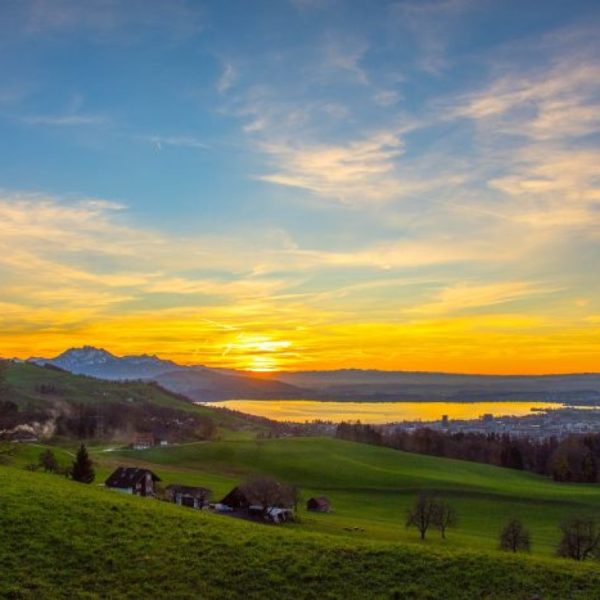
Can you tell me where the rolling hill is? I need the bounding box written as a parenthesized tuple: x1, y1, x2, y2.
(2, 440, 600, 599)
(1, 361, 271, 441)
(106, 436, 600, 556)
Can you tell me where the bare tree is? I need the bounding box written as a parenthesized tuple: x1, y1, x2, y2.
(39, 449, 59, 473)
(432, 499, 457, 539)
(406, 492, 437, 540)
(241, 476, 292, 516)
(499, 518, 531, 553)
(557, 516, 600, 561)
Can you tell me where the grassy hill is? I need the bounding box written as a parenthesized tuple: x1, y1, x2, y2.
(2, 463, 600, 599)
(96, 437, 600, 557)
(3, 361, 269, 439)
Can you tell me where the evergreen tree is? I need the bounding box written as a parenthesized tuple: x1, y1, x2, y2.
(70, 443, 95, 483)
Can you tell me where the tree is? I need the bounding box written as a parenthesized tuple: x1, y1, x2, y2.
(39, 449, 59, 473)
(0, 359, 9, 400)
(70, 444, 95, 483)
(432, 499, 457, 539)
(406, 492, 437, 540)
(240, 476, 292, 516)
(557, 517, 600, 561)
(499, 518, 531, 553)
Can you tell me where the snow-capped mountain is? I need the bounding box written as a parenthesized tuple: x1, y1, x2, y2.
(29, 346, 182, 380)
(27, 346, 308, 401)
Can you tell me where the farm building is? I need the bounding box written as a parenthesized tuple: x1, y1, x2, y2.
(105, 467, 160, 497)
(165, 484, 212, 509)
(307, 496, 331, 512)
(219, 486, 252, 510)
(132, 432, 155, 450)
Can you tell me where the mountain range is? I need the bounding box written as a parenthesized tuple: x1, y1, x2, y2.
(28, 346, 306, 402)
(27, 346, 600, 404)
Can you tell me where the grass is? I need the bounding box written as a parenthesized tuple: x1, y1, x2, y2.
(2, 464, 600, 599)
(103, 437, 600, 555)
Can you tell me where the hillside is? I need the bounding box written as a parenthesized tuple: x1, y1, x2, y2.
(2, 464, 600, 599)
(101, 437, 600, 556)
(1, 362, 269, 441)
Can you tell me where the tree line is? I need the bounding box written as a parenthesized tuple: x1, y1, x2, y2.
(336, 422, 600, 482)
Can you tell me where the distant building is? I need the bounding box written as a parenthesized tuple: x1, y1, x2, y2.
(105, 467, 160, 496)
(165, 484, 212, 509)
(441, 415, 449, 428)
(306, 496, 331, 513)
(132, 432, 155, 450)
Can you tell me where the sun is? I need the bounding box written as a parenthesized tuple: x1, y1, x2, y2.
(223, 335, 292, 372)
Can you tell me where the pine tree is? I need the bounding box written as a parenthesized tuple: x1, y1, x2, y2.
(70, 444, 95, 483)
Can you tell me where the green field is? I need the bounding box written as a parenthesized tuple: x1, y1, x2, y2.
(2, 461, 600, 599)
(98, 437, 600, 556)
(4, 369, 600, 597)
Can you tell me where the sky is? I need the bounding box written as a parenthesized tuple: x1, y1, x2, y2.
(0, 0, 599, 373)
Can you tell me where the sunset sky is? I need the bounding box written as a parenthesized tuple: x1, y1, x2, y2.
(1, 0, 599, 373)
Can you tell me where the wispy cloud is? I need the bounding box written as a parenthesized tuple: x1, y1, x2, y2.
(216, 62, 237, 94)
(137, 134, 209, 151)
(23, 0, 203, 41)
(22, 113, 109, 126)
(408, 282, 556, 316)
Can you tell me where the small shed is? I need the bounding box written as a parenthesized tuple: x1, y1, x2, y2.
(307, 496, 331, 512)
(105, 467, 160, 497)
(165, 484, 212, 509)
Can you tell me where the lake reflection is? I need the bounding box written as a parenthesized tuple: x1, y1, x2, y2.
(212, 399, 560, 424)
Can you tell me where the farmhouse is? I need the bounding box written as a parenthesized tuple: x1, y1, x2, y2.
(105, 467, 160, 497)
(132, 432, 155, 450)
(307, 496, 331, 512)
(165, 484, 212, 509)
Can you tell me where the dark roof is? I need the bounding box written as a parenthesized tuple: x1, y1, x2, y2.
(105, 467, 161, 488)
(307, 496, 330, 507)
(165, 484, 212, 498)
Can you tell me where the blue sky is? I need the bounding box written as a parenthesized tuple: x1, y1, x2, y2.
(1, 0, 600, 372)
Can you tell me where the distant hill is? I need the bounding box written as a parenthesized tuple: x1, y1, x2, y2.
(26, 347, 600, 403)
(271, 369, 600, 403)
(29, 346, 308, 401)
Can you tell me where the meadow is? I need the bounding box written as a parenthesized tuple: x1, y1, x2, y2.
(2, 461, 600, 600)
(96, 436, 600, 556)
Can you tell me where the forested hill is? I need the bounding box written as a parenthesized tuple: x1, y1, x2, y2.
(0, 361, 271, 442)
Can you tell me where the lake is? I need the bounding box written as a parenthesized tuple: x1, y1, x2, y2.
(212, 399, 560, 424)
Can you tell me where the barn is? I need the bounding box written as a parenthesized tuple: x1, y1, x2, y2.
(165, 484, 212, 509)
(219, 486, 252, 510)
(306, 496, 331, 512)
(105, 467, 160, 497)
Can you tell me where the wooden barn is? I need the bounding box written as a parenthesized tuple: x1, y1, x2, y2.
(219, 486, 252, 510)
(306, 496, 331, 512)
(105, 467, 160, 497)
(165, 484, 212, 509)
